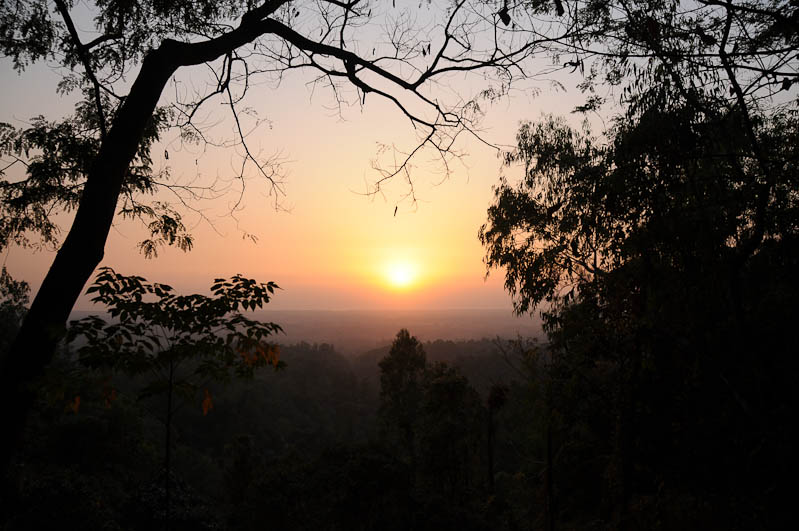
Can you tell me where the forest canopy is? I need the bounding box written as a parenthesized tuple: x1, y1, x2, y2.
(480, 0, 798, 527)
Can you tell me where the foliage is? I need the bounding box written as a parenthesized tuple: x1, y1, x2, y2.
(235, 444, 416, 531)
(67, 266, 284, 406)
(513, 0, 799, 116)
(378, 329, 494, 523)
(480, 116, 607, 315)
(6, 344, 160, 530)
(180, 341, 377, 462)
(62, 267, 284, 528)
(0, 266, 29, 354)
(0, 104, 179, 255)
(377, 328, 427, 462)
(0, 0, 546, 260)
(0, 1, 552, 475)
(481, 2, 799, 526)
(7, 328, 529, 529)
(124, 472, 221, 531)
(418, 361, 484, 504)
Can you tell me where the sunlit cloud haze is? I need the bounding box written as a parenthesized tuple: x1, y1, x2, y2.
(2, 41, 586, 312)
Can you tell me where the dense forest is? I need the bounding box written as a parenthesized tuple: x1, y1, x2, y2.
(0, 314, 546, 530)
(2, 0, 798, 529)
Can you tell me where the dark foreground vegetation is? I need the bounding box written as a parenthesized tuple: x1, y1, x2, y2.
(2, 1, 798, 529)
(2, 295, 794, 530)
(0, 315, 547, 530)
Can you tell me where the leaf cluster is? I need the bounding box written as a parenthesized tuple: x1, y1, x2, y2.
(0, 265, 30, 354)
(377, 328, 486, 503)
(67, 267, 284, 403)
(481, 93, 798, 315)
(1, 0, 253, 75)
(480, 4, 799, 524)
(480, 116, 609, 314)
(0, 102, 173, 254)
(378, 328, 428, 441)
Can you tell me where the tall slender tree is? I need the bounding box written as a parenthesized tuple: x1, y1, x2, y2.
(378, 328, 427, 471)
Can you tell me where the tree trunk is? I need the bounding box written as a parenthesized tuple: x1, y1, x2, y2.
(165, 358, 174, 531)
(0, 44, 179, 490)
(0, 4, 289, 486)
(545, 406, 555, 531)
(487, 408, 495, 493)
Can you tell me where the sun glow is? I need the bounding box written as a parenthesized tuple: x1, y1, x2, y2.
(385, 261, 418, 289)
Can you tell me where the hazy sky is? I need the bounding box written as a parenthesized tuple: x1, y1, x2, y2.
(1, 7, 587, 312)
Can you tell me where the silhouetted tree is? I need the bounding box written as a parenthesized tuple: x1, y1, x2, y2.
(0, 268, 28, 355)
(418, 361, 484, 505)
(66, 267, 283, 528)
(378, 328, 427, 471)
(481, 1, 799, 525)
(482, 105, 798, 528)
(0, 0, 546, 475)
(486, 383, 508, 493)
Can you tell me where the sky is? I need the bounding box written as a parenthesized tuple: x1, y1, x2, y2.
(0, 5, 588, 312)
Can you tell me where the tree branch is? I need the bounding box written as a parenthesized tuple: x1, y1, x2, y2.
(54, 0, 107, 140)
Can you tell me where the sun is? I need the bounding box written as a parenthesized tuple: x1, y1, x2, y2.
(385, 262, 418, 289)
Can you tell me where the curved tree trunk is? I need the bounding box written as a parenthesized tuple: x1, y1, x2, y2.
(0, 45, 179, 492)
(0, 5, 293, 491)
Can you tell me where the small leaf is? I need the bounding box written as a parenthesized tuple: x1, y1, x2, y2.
(498, 6, 510, 26)
(66, 395, 81, 414)
(202, 389, 214, 416)
(103, 386, 117, 409)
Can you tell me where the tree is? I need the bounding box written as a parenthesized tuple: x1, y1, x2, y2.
(0, 267, 29, 355)
(378, 328, 427, 470)
(65, 266, 283, 527)
(481, 92, 799, 529)
(417, 361, 484, 505)
(480, 2, 799, 526)
(0, 0, 547, 475)
(485, 382, 507, 493)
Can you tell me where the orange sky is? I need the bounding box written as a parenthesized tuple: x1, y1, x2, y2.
(2, 48, 586, 311)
